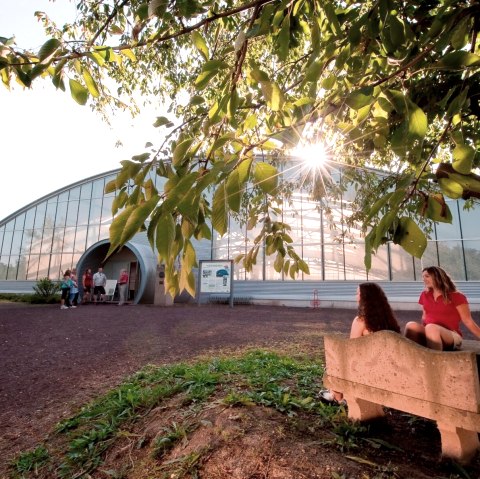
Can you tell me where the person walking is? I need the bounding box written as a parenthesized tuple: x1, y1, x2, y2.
(404, 266, 480, 350)
(117, 268, 129, 306)
(92, 267, 107, 304)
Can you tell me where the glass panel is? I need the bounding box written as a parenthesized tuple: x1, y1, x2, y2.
(4, 220, 15, 231)
(389, 243, 415, 281)
(99, 224, 110, 240)
(63, 227, 76, 252)
(301, 244, 322, 280)
(29, 230, 44, 254)
(10, 230, 23, 255)
(44, 202, 57, 229)
(58, 191, 69, 202)
(438, 240, 466, 280)
(24, 208, 36, 230)
(322, 205, 344, 242)
(69, 186, 80, 200)
(7, 256, 19, 280)
(0, 255, 8, 280)
(464, 240, 480, 280)
(435, 201, 461, 240)
(87, 224, 100, 247)
(89, 199, 103, 224)
(55, 202, 68, 228)
(324, 243, 345, 280)
(74, 226, 87, 253)
(17, 255, 28, 280)
(1, 230, 12, 255)
(52, 228, 65, 253)
(420, 241, 439, 268)
(14, 213, 26, 230)
(80, 181, 92, 199)
(33, 202, 46, 229)
(27, 255, 40, 280)
(49, 254, 62, 280)
(282, 194, 302, 243)
(265, 252, 282, 280)
(367, 244, 388, 280)
(77, 200, 91, 226)
(344, 242, 368, 280)
(91, 179, 105, 198)
(37, 255, 51, 279)
(60, 253, 73, 274)
(41, 229, 54, 254)
(459, 201, 480, 239)
(101, 196, 114, 224)
(66, 200, 79, 227)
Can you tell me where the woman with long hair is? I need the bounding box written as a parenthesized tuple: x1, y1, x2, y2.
(319, 282, 400, 404)
(405, 266, 480, 350)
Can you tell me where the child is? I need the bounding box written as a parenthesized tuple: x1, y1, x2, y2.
(60, 270, 74, 310)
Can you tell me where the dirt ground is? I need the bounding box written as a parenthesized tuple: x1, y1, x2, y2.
(1, 302, 479, 478)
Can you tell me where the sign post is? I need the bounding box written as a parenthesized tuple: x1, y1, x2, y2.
(197, 260, 234, 307)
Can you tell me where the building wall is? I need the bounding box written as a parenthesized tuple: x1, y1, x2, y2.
(1, 168, 480, 286)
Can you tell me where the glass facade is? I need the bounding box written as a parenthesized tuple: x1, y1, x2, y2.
(1, 168, 480, 283)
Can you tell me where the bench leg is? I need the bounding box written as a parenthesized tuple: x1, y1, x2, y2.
(344, 395, 384, 421)
(437, 422, 480, 464)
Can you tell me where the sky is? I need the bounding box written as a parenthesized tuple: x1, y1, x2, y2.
(0, 0, 163, 221)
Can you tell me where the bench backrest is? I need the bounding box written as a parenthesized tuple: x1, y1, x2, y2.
(324, 331, 480, 413)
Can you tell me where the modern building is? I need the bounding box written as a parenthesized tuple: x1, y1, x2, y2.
(1, 167, 480, 308)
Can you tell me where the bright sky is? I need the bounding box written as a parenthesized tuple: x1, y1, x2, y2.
(0, 0, 164, 221)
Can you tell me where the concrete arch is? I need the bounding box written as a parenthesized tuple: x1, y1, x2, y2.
(76, 237, 157, 304)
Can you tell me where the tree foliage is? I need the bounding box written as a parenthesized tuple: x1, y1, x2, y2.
(2, 0, 480, 295)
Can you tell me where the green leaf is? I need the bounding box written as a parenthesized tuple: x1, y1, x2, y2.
(82, 68, 100, 98)
(323, 2, 342, 36)
(276, 15, 290, 61)
(38, 38, 60, 61)
(260, 81, 284, 111)
(119, 48, 137, 62)
(238, 158, 252, 185)
(108, 205, 136, 254)
(346, 87, 374, 110)
(305, 60, 322, 83)
(408, 104, 427, 138)
(438, 178, 464, 199)
(191, 31, 209, 60)
(212, 183, 228, 236)
(452, 144, 475, 174)
(389, 15, 405, 48)
(393, 217, 427, 259)
(226, 170, 242, 213)
(423, 194, 452, 223)
(440, 51, 480, 68)
(153, 116, 173, 128)
(120, 195, 159, 244)
(253, 162, 278, 194)
(156, 213, 176, 262)
(172, 138, 194, 166)
(69, 79, 89, 105)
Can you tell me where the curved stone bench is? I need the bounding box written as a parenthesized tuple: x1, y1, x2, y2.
(323, 331, 480, 463)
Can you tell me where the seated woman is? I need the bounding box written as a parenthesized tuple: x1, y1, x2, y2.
(319, 282, 400, 404)
(405, 266, 480, 351)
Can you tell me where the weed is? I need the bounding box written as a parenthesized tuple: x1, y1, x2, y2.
(10, 446, 50, 476)
(152, 422, 192, 459)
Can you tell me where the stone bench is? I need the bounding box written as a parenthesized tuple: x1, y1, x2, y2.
(323, 331, 480, 463)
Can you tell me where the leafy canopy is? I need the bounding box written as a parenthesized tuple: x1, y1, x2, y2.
(2, 0, 480, 295)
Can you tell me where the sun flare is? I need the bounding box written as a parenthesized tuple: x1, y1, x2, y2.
(292, 142, 328, 171)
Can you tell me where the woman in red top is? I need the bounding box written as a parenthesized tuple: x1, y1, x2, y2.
(405, 266, 480, 350)
(82, 268, 93, 303)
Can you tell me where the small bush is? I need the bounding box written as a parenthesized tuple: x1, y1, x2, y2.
(33, 277, 61, 297)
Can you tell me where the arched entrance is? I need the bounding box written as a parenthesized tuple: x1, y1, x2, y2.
(76, 237, 157, 304)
